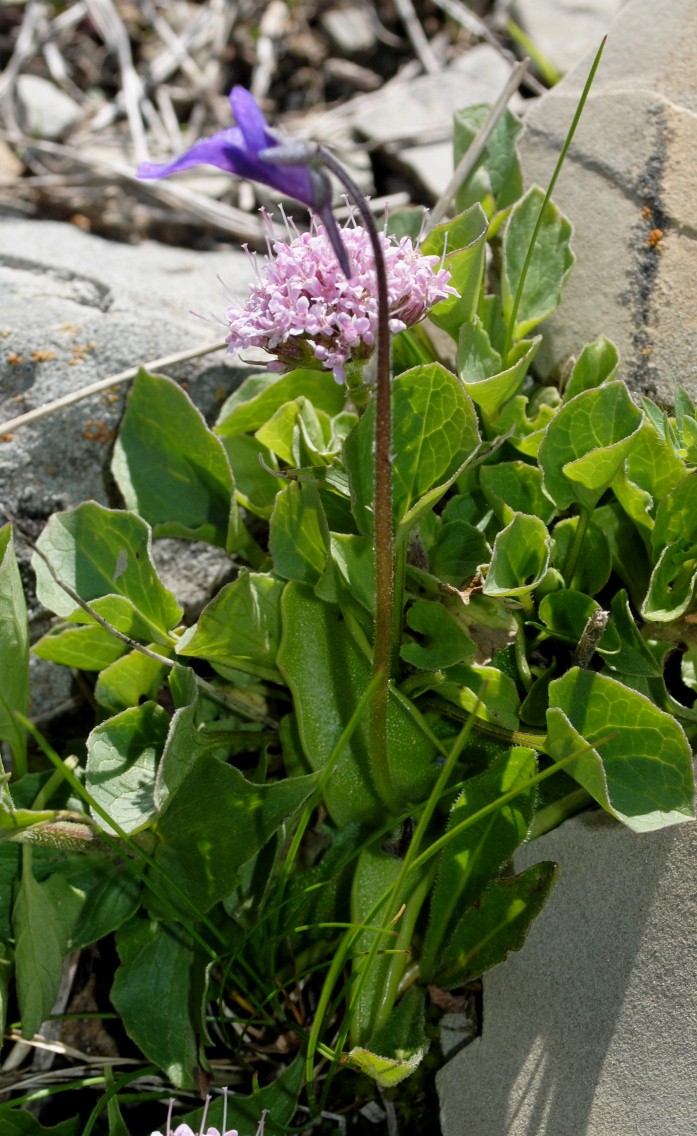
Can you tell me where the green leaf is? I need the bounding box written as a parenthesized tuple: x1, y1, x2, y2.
(49, 856, 141, 949)
(32, 621, 127, 671)
(344, 363, 480, 543)
(94, 650, 167, 714)
(421, 205, 489, 337)
(552, 516, 612, 596)
(255, 397, 329, 465)
(269, 482, 329, 585)
(349, 845, 405, 1044)
(537, 590, 600, 643)
(538, 382, 644, 510)
(613, 419, 686, 535)
(401, 598, 475, 669)
(176, 571, 284, 683)
(322, 533, 376, 613)
(277, 584, 437, 825)
(0, 1115, 80, 1136)
(483, 512, 551, 597)
(347, 986, 428, 1087)
(112, 369, 237, 549)
(86, 702, 169, 834)
(421, 746, 537, 980)
(0, 526, 28, 769)
(546, 668, 695, 830)
(222, 432, 285, 519)
(437, 662, 521, 733)
(597, 590, 662, 677)
(33, 503, 182, 644)
(643, 473, 697, 621)
(431, 862, 557, 989)
(429, 521, 490, 586)
(480, 461, 556, 525)
(453, 104, 524, 220)
(153, 755, 316, 911)
(457, 323, 540, 418)
(14, 863, 83, 1038)
(501, 186, 574, 340)
(496, 386, 560, 457)
(563, 335, 619, 400)
(215, 369, 346, 436)
(112, 916, 202, 1087)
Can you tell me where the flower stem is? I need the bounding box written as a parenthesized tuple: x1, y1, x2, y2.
(316, 148, 398, 814)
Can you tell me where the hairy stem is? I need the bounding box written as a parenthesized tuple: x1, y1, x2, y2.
(317, 148, 399, 814)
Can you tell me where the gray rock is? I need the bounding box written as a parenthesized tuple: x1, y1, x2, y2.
(438, 809, 697, 1135)
(503, 0, 626, 76)
(16, 75, 82, 141)
(0, 215, 256, 715)
(518, 0, 697, 406)
(351, 46, 515, 199)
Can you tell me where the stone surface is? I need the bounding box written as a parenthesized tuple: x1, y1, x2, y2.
(503, 0, 625, 76)
(320, 5, 376, 55)
(518, 0, 697, 406)
(16, 75, 82, 141)
(438, 810, 697, 1135)
(351, 46, 515, 199)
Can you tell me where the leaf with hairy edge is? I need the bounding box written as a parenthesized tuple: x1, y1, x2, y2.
(421, 747, 537, 981)
(480, 462, 556, 526)
(269, 482, 329, 585)
(94, 651, 167, 715)
(563, 335, 619, 401)
(642, 472, 697, 621)
(33, 621, 127, 671)
(539, 382, 643, 511)
(453, 104, 524, 221)
(0, 526, 28, 769)
(457, 323, 540, 418)
(215, 369, 346, 436)
(112, 369, 238, 550)
(431, 863, 557, 989)
(546, 668, 695, 831)
(33, 503, 182, 644)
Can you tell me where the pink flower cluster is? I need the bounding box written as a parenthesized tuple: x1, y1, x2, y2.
(225, 216, 455, 383)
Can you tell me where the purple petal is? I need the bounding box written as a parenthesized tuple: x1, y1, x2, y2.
(137, 129, 245, 178)
(229, 87, 272, 152)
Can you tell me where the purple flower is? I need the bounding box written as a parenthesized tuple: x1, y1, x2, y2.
(138, 87, 350, 275)
(225, 214, 455, 384)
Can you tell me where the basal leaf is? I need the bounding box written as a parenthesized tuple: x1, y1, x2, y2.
(269, 482, 329, 585)
(33, 621, 127, 671)
(429, 521, 490, 586)
(14, 864, 83, 1038)
(215, 369, 345, 436)
(153, 755, 316, 911)
(453, 104, 524, 219)
(176, 570, 284, 682)
(344, 363, 480, 543)
(86, 702, 169, 834)
(552, 516, 611, 595)
(546, 668, 695, 831)
(33, 503, 182, 644)
(112, 369, 237, 549)
(221, 432, 285, 519)
(538, 381, 643, 510)
(483, 512, 551, 596)
(501, 187, 574, 341)
(400, 598, 475, 669)
(480, 460, 556, 525)
(277, 584, 437, 825)
(642, 472, 697, 621)
(421, 205, 488, 337)
(112, 916, 203, 1087)
(94, 650, 167, 714)
(457, 323, 540, 418)
(563, 335, 619, 400)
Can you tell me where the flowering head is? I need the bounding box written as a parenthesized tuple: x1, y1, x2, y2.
(138, 87, 349, 275)
(225, 214, 455, 384)
(150, 1094, 240, 1136)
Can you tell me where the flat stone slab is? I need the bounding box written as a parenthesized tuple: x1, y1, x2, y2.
(505, 0, 626, 76)
(438, 810, 697, 1135)
(518, 0, 697, 406)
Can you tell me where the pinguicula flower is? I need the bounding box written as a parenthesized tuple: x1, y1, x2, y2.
(225, 214, 455, 384)
(138, 86, 350, 276)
